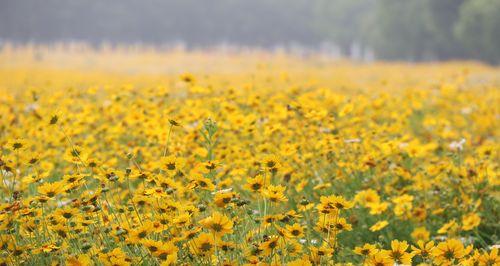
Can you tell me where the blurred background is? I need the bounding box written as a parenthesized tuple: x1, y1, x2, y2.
(1, 0, 499, 64)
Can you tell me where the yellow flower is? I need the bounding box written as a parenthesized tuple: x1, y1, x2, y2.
(98, 248, 131, 266)
(54, 207, 79, 220)
(354, 189, 380, 207)
(244, 175, 265, 193)
(354, 243, 378, 256)
(261, 155, 281, 174)
(66, 254, 92, 266)
(309, 245, 334, 264)
(370, 220, 389, 232)
(365, 251, 394, 266)
(259, 235, 281, 256)
(431, 239, 472, 265)
(262, 185, 288, 203)
(214, 191, 236, 208)
(180, 73, 195, 84)
(159, 155, 186, 173)
(286, 256, 312, 266)
(128, 222, 155, 243)
(438, 220, 459, 235)
(200, 212, 233, 236)
(333, 217, 352, 232)
(392, 194, 413, 217)
(189, 174, 215, 191)
(461, 213, 481, 231)
(38, 181, 66, 199)
(411, 240, 434, 259)
(285, 223, 305, 238)
(388, 240, 414, 265)
(317, 195, 353, 214)
(154, 241, 178, 264)
(189, 233, 215, 257)
(411, 226, 430, 241)
(7, 138, 29, 151)
(367, 201, 389, 215)
(283, 240, 303, 257)
(478, 248, 499, 266)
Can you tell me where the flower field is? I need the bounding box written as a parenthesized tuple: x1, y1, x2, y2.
(0, 47, 499, 265)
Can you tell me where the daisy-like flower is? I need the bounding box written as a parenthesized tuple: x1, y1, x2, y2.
(243, 175, 265, 193)
(128, 222, 155, 243)
(431, 239, 472, 265)
(354, 189, 381, 207)
(159, 155, 186, 173)
(411, 240, 434, 259)
(478, 248, 499, 266)
(98, 248, 132, 266)
(261, 155, 281, 174)
(214, 191, 235, 207)
(370, 220, 389, 232)
(189, 174, 215, 191)
(461, 212, 481, 231)
(333, 217, 353, 232)
(309, 245, 334, 264)
(54, 207, 79, 220)
(153, 241, 178, 265)
(437, 219, 459, 235)
(365, 250, 394, 266)
(189, 233, 215, 257)
(262, 184, 288, 203)
(38, 181, 66, 199)
(354, 243, 378, 257)
(387, 240, 414, 265)
(317, 195, 353, 214)
(286, 223, 305, 238)
(199, 212, 233, 236)
(411, 226, 430, 241)
(259, 235, 280, 256)
(66, 254, 92, 266)
(7, 138, 29, 151)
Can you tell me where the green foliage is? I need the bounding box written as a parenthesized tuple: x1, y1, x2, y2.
(315, 0, 500, 63)
(368, 0, 432, 61)
(313, 0, 375, 54)
(455, 0, 500, 64)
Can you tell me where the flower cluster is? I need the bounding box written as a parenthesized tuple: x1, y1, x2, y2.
(0, 47, 499, 265)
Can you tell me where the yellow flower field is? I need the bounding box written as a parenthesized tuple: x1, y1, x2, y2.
(0, 46, 499, 265)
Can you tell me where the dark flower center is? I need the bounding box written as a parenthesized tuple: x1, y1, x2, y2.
(166, 163, 176, 170)
(201, 242, 212, 252)
(251, 183, 262, 190)
(212, 223, 223, 232)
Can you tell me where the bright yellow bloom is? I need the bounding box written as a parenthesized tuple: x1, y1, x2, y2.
(461, 213, 481, 231)
(354, 243, 378, 256)
(431, 239, 472, 265)
(411, 226, 430, 241)
(370, 220, 389, 232)
(200, 212, 234, 236)
(387, 240, 414, 265)
(411, 240, 434, 259)
(262, 185, 288, 203)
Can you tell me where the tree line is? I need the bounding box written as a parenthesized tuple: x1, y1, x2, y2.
(1, 0, 499, 63)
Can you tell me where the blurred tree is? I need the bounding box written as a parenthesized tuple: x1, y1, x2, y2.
(1, 0, 499, 63)
(422, 0, 467, 60)
(314, 0, 375, 56)
(367, 0, 433, 61)
(455, 0, 500, 64)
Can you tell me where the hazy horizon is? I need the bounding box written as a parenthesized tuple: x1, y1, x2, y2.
(1, 0, 500, 63)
